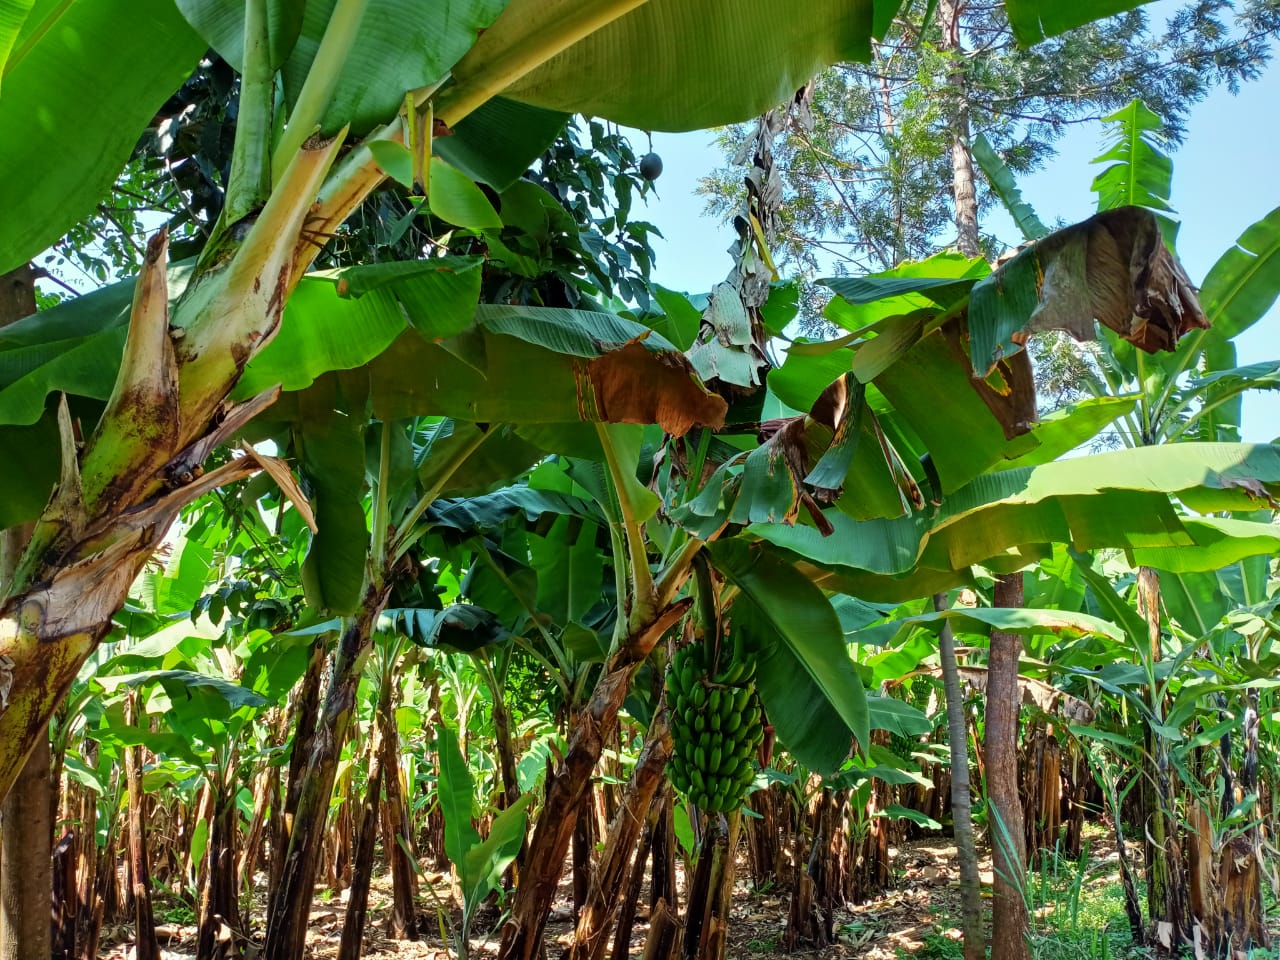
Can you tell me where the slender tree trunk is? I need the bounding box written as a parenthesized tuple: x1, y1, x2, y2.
(496, 601, 688, 960)
(74, 762, 101, 960)
(987, 574, 1030, 960)
(381, 737, 419, 940)
(51, 830, 76, 960)
(650, 789, 678, 915)
(124, 694, 161, 960)
(935, 594, 984, 960)
(263, 580, 393, 960)
(609, 813, 655, 960)
(338, 736, 383, 960)
(937, 0, 981, 260)
(568, 708, 672, 960)
(681, 812, 740, 960)
(268, 636, 327, 904)
(1137, 565, 1191, 949)
(196, 783, 243, 960)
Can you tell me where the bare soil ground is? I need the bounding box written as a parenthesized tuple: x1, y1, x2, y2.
(100, 836, 998, 959)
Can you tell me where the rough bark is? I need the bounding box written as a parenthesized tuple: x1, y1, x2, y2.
(338, 737, 383, 960)
(263, 580, 393, 960)
(610, 807, 656, 960)
(496, 600, 689, 960)
(51, 831, 76, 960)
(268, 636, 326, 904)
(0, 723, 53, 960)
(935, 594, 984, 960)
(641, 899, 681, 960)
(682, 812, 740, 960)
(987, 574, 1030, 960)
(937, 0, 981, 260)
(74, 768, 101, 960)
(569, 708, 672, 960)
(1137, 565, 1191, 949)
(381, 741, 419, 940)
(196, 786, 243, 960)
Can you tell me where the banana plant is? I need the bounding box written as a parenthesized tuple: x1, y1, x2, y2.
(0, 0, 915, 808)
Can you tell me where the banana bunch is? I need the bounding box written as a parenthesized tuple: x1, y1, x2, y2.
(664, 634, 763, 813)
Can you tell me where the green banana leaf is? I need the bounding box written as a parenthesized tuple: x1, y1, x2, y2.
(0, 0, 205, 274)
(1004, 0, 1155, 45)
(709, 539, 870, 773)
(753, 443, 1280, 584)
(973, 132, 1049, 242)
(0, 0, 34, 82)
(450, 0, 884, 133)
(850, 606, 1125, 649)
(1090, 100, 1176, 231)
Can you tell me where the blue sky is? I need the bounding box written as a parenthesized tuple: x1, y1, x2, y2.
(633, 54, 1280, 443)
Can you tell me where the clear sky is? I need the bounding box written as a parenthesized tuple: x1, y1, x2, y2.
(633, 45, 1280, 444)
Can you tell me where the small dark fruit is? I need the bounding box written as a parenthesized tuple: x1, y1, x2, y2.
(639, 152, 663, 181)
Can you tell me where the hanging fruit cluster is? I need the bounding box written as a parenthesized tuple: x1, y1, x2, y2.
(665, 634, 763, 813)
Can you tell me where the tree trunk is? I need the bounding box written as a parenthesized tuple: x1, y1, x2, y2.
(569, 708, 672, 960)
(1137, 565, 1191, 949)
(987, 574, 1030, 960)
(650, 789, 679, 914)
(381, 739, 419, 940)
(937, 0, 981, 259)
(124, 694, 161, 960)
(196, 784, 243, 960)
(263, 580, 393, 960)
(935, 594, 984, 960)
(269, 635, 327, 904)
(496, 601, 688, 960)
(681, 812, 740, 960)
(0, 723, 52, 960)
(338, 737, 383, 960)
(74, 767, 101, 960)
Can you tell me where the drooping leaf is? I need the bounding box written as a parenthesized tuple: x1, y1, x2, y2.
(1128, 517, 1280, 574)
(1197, 206, 1280, 344)
(97, 669, 271, 713)
(434, 96, 569, 191)
(427, 486, 600, 534)
(0, 0, 205, 274)
(754, 443, 1280, 582)
(295, 379, 370, 616)
(972, 132, 1049, 242)
(445, 0, 879, 133)
(968, 207, 1207, 373)
(710, 539, 870, 764)
(1005, 0, 1151, 45)
(853, 606, 1123, 651)
(332, 256, 486, 341)
(381, 604, 507, 652)
(428, 157, 503, 230)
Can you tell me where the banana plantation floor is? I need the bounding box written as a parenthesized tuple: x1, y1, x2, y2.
(99, 826, 1227, 960)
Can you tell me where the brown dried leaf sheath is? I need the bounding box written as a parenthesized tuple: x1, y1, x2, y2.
(584, 340, 728, 437)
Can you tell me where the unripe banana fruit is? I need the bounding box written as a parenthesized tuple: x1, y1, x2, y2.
(664, 638, 763, 813)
